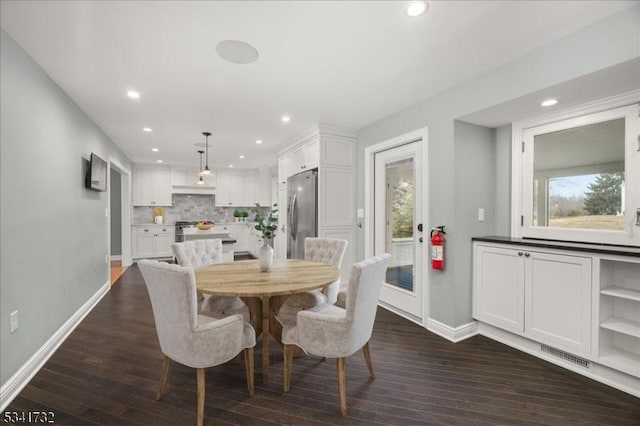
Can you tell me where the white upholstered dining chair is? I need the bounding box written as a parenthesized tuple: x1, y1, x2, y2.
(138, 259, 256, 426)
(172, 240, 249, 320)
(277, 238, 348, 324)
(281, 253, 391, 416)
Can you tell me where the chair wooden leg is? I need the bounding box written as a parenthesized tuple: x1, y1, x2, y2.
(363, 342, 375, 379)
(244, 347, 254, 396)
(156, 355, 171, 401)
(283, 344, 294, 392)
(336, 357, 347, 416)
(196, 368, 205, 426)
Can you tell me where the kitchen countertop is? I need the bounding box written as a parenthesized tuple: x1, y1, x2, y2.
(472, 236, 640, 257)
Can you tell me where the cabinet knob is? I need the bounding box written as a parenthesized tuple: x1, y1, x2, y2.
(518, 251, 524, 256)
(524, 252, 531, 257)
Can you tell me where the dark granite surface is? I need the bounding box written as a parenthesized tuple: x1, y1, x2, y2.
(472, 236, 640, 257)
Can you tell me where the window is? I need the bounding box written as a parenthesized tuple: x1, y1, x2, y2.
(513, 97, 639, 246)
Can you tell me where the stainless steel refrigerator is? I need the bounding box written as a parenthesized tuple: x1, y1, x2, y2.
(287, 169, 318, 259)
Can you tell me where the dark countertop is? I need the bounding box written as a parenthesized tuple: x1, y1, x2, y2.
(472, 236, 640, 258)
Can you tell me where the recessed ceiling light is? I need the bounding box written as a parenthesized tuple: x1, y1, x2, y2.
(256, 140, 263, 144)
(126, 90, 140, 99)
(228, 164, 234, 168)
(143, 127, 152, 132)
(406, 1, 428, 17)
(281, 115, 291, 123)
(156, 159, 163, 163)
(541, 99, 558, 107)
(216, 40, 259, 64)
(151, 148, 159, 152)
(239, 155, 245, 159)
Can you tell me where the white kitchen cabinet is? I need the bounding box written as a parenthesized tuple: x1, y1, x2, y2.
(525, 251, 592, 357)
(133, 225, 175, 258)
(215, 170, 258, 207)
(133, 165, 172, 206)
(473, 243, 592, 356)
(256, 168, 272, 207)
(473, 244, 525, 333)
(289, 136, 319, 176)
(278, 154, 290, 185)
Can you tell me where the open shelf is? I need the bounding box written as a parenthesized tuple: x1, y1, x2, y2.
(601, 286, 640, 302)
(600, 317, 640, 339)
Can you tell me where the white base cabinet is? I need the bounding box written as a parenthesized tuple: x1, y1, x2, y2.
(473, 245, 525, 333)
(473, 240, 640, 397)
(473, 243, 591, 356)
(133, 225, 175, 258)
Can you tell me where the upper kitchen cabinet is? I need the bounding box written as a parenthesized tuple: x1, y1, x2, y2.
(133, 165, 172, 206)
(171, 167, 215, 195)
(289, 136, 319, 175)
(215, 169, 264, 207)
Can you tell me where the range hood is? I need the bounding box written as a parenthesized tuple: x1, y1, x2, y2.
(171, 184, 215, 195)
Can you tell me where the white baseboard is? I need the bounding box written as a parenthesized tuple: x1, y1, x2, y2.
(110, 255, 122, 261)
(426, 318, 479, 342)
(0, 281, 110, 412)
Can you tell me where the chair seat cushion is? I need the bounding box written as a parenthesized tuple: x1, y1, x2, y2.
(200, 295, 250, 322)
(278, 290, 327, 324)
(280, 303, 345, 348)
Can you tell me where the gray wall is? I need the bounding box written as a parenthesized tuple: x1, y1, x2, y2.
(0, 30, 131, 386)
(356, 7, 639, 327)
(110, 168, 122, 256)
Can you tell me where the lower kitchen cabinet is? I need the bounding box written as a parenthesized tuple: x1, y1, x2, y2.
(473, 243, 591, 356)
(473, 245, 525, 333)
(473, 238, 640, 397)
(133, 225, 175, 258)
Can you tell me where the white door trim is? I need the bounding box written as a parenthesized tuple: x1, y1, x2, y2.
(108, 159, 133, 267)
(364, 127, 429, 324)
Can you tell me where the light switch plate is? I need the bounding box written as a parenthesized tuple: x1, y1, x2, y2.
(478, 208, 485, 222)
(10, 310, 18, 333)
(357, 208, 364, 218)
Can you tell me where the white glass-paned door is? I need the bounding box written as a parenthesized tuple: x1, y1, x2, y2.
(374, 141, 424, 319)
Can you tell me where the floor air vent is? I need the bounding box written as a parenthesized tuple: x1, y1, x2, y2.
(541, 344, 590, 368)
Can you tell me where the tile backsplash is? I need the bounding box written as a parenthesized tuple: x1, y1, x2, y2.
(133, 194, 269, 224)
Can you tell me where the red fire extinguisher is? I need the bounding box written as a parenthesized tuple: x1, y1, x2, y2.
(430, 226, 446, 270)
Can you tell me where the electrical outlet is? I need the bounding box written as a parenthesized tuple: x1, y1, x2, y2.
(106, 254, 110, 264)
(10, 310, 18, 333)
(105, 208, 109, 218)
(478, 208, 485, 222)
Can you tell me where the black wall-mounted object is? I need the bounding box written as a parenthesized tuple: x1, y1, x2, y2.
(85, 152, 107, 192)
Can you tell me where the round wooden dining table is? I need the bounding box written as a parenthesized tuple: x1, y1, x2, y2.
(195, 259, 340, 384)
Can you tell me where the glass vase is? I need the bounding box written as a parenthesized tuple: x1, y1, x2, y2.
(258, 242, 273, 272)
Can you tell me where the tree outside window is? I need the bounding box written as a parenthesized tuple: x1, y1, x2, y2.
(391, 180, 414, 238)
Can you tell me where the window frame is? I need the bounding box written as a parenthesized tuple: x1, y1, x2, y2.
(511, 91, 639, 246)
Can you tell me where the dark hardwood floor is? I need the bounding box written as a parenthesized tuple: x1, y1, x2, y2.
(5, 264, 639, 425)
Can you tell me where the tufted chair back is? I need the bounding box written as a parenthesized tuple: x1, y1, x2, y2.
(172, 240, 223, 268)
(304, 238, 348, 303)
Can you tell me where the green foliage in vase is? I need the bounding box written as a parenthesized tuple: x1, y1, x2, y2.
(254, 203, 278, 244)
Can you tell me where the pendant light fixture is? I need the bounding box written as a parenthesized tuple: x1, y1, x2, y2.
(196, 150, 205, 185)
(200, 131, 212, 176)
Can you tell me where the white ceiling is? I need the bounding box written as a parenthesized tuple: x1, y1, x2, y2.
(0, 1, 635, 169)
